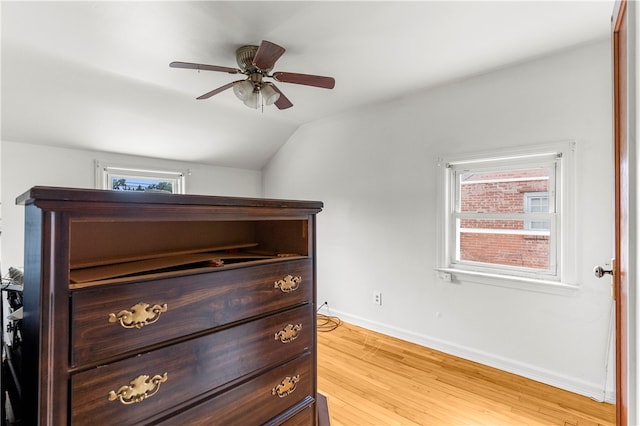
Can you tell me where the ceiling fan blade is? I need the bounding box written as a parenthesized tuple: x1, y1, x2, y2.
(252, 40, 286, 70)
(170, 61, 240, 74)
(271, 84, 293, 110)
(272, 72, 335, 89)
(196, 80, 243, 100)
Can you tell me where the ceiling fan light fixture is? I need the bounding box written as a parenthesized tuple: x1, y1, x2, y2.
(261, 83, 280, 106)
(233, 80, 254, 101)
(243, 90, 260, 109)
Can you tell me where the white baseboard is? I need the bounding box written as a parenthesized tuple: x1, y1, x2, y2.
(319, 306, 615, 404)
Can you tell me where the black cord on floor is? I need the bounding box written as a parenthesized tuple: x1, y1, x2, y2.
(316, 302, 342, 332)
(317, 313, 342, 332)
(318, 314, 342, 333)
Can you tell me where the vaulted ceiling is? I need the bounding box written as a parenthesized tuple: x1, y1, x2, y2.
(1, 1, 614, 170)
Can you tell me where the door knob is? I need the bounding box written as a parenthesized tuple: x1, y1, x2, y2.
(594, 265, 613, 278)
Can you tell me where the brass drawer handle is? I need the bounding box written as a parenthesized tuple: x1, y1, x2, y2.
(271, 374, 300, 398)
(274, 323, 303, 343)
(274, 275, 302, 293)
(108, 373, 168, 405)
(108, 302, 168, 329)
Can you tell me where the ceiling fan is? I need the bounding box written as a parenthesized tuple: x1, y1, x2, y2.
(170, 40, 335, 110)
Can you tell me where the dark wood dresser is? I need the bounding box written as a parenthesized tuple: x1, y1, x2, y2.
(17, 186, 324, 425)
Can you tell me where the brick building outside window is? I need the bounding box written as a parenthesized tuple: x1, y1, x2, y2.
(458, 168, 551, 271)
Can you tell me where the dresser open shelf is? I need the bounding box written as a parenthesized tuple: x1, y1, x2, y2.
(68, 219, 312, 287)
(17, 186, 324, 425)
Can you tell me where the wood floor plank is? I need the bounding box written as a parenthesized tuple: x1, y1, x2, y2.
(317, 319, 615, 425)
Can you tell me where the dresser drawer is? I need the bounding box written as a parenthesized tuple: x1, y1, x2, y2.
(278, 404, 317, 426)
(153, 354, 314, 426)
(71, 259, 312, 365)
(71, 305, 313, 425)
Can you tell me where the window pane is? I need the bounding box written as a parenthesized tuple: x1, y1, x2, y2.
(457, 219, 550, 270)
(528, 197, 548, 212)
(457, 167, 552, 270)
(111, 177, 174, 192)
(524, 192, 550, 230)
(97, 162, 186, 194)
(459, 167, 549, 214)
(528, 220, 550, 230)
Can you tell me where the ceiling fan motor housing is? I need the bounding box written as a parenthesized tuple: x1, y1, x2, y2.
(236, 45, 269, 72)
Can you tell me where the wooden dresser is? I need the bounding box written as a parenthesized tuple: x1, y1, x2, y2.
(17, 186, 324, 425)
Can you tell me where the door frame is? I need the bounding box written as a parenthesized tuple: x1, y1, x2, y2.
(612, 0, 635, 423)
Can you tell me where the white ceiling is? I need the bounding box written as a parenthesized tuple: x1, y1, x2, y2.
(1, 1, 614, 170)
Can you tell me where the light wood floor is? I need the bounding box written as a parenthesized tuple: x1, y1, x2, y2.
(317, 318, 615, 426)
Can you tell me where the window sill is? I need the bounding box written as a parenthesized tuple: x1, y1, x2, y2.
(434, 267, 579, 295)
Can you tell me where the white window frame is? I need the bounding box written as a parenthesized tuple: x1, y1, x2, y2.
(95, 160, 187, 194)
(435, 141, 577, 293)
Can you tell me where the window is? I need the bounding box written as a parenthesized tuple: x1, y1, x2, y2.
(524, 192, 550, 230)
(95, 160, 187, 194)
(437, 142, 576, 288)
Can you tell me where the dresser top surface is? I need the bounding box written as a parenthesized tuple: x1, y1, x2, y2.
(17, 186, 323, 211)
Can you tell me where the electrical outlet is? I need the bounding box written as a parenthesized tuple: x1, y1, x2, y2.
(373, 291, 382, 306)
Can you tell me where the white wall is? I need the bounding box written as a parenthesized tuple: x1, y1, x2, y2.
(263, 40, 615, 401)
(0, 141, 262, 270)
